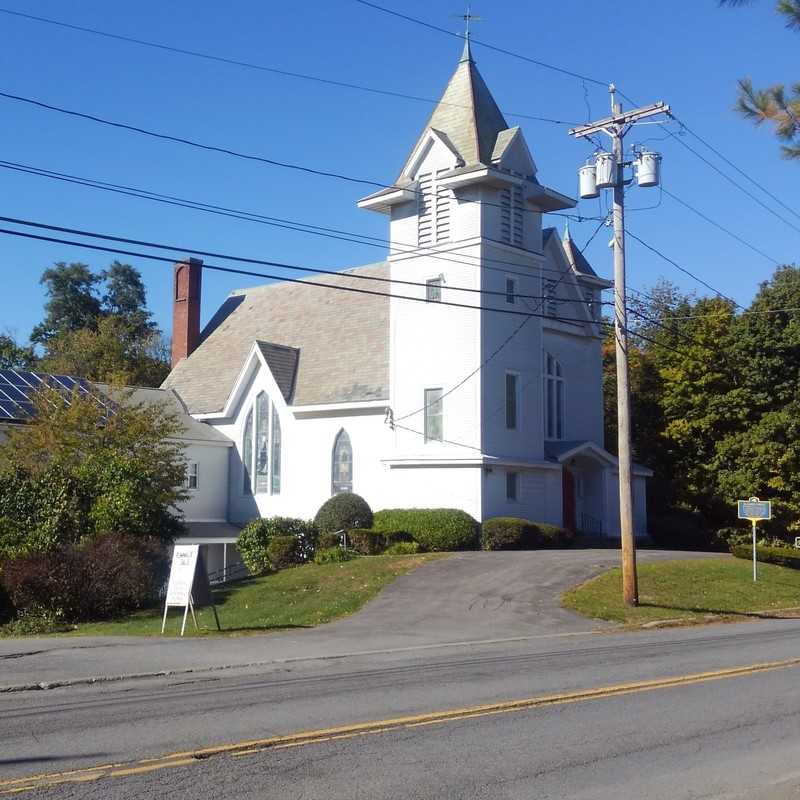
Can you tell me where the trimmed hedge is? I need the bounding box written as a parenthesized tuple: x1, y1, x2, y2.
(373, 509, 479, 552)
(314, 493, 373, 534)
(481, 517, 538, 550)
(237, 517, 317, 574)
(481, 517, 573, 550)
(731, 544, 800, 570)
(266, 535, 302, 569)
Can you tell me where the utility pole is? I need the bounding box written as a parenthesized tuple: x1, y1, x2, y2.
(569, 86, 670, 606)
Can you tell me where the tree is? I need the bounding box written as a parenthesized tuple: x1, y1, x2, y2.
(0, 334, 36, 370)
(721, 0, 800, 158)
(40, 315, 170, 387)
(31, 262, 102, 345)
(102, 261, 156, 339)
(30, 260, 169, 386)
(0, 381, 187, 558)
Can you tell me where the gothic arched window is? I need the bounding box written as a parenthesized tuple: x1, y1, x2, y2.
(331, 429, 353, 495)
(242, 393, 282, 496)
(243, 407, 254, 495)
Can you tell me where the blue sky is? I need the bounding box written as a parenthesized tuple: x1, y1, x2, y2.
(0, 0, 797, 342)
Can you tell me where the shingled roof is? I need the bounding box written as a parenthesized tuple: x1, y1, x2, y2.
(399, 39, 510, 174)
(163, 262, 390, 414)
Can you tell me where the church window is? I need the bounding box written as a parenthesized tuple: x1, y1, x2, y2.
(435, 169, 451, 242)
(506, 471, 518, 501)
(255, 392, 270, 494)
(271, 405, 282, 495)
(505, 372, 518, 430)
(332, 429, 353, 494)
(426, 277, 442, 302)
(243, 408, 254, 495)
(505, 277, 517, 304)
(185, 462, 198, 490)
(544, 353, 565, 441)
(543, 278, 559, 317)
(242, 393, 282, 496)
(424, 388, 444, 443)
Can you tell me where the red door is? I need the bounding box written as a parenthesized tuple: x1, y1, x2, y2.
(562, 470, 576, 532)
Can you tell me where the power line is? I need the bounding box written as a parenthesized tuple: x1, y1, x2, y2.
(0, 90, 597, 223)
(354, 0, 609, 87)
(0, 6, 577, 127)
(0, 159, 608, 284)
(662, 188, 780, 265)
(625, 228, 743, 308)
(0, 213, 611, 307)
(0, 225, 600, 325)
(392, 218, 607, 424)
(670, 114, 800, 224)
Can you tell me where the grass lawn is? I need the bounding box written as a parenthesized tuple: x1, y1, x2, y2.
(73, 554, 443, 637)
(562, 557, 800, 627)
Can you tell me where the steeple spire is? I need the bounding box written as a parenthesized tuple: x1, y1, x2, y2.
(460, 35, 474, 64)
(457, 4, 479, 63)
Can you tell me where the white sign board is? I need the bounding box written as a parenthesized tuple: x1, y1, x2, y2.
(165, 545, 199, 606)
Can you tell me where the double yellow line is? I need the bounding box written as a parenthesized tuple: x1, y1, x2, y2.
(4, 656, 800, 795)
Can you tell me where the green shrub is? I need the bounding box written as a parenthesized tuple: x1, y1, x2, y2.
(731, 543, 800, 569)
(237, 517, 318, 574)
(537, 523, 574, 548)
(2, 604, 66, 636)
(385, 541, 420, 555)
(266, 535, 302, 570)
(346, 529, 386, 555)
(373, 509, 479, 552)
(314, 493, 373, 533)
(313, 547, 359, 565)
(481, 517, 539, 550)
(318, 531, 342, 550)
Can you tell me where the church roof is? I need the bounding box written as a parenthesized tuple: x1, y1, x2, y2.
(400, 44, 510, 173)
(162, 262, 390, 414)
(559, 225, 600, 278)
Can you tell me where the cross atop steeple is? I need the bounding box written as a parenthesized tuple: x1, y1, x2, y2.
(455, 4, 481, 62)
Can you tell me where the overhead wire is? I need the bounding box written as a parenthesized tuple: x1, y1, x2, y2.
(0, 158, 608, 285)
(0, 6, 578, 127)
(0, 224, 602, 325)
(392, 217, 608, 426)
(0, 213, 613, 307)
(0, 90, 602, 225)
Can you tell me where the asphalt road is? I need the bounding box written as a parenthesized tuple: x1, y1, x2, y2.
(4, 619, 800, 798)
(0, 549, 723, 690)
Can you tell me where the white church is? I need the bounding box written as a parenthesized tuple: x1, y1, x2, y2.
(162, 41, 651, 568)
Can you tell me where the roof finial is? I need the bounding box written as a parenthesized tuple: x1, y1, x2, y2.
(456, 4, 480, 63)
(563, 218, 571, 241)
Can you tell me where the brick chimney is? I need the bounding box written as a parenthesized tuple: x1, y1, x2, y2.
(171, 257, 202, 367)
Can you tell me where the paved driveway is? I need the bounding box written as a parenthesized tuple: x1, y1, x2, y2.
(0, 549, 725, 689)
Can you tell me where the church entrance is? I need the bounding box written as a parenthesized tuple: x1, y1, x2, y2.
(562, 469, 576, 532)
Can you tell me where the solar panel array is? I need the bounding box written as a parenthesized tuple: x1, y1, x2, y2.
(0, 370, 103, 422)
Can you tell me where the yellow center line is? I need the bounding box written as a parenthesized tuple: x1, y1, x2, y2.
(3, 656, 800, 795)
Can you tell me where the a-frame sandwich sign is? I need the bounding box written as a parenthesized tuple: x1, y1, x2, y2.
(161, 544, 221, 636)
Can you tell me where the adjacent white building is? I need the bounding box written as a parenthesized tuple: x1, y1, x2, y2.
(162, 41, 651, 555)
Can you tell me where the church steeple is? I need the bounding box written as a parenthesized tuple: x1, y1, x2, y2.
(401, 43, 508, 170)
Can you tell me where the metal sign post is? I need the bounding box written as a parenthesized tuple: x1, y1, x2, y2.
(737, 497, 772, 582)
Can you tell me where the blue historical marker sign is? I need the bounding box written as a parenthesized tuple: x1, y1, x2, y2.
(738, 499, 772, 521)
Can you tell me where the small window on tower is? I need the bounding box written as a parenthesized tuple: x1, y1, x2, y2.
(505, 278, 517, 304)
(426, 277, 442, 303)
(506, 471, 518, 501)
